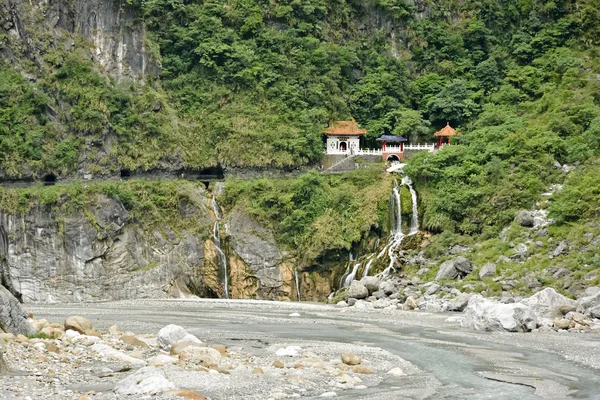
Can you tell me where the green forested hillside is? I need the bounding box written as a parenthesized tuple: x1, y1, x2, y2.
(1, 0, 599, 251)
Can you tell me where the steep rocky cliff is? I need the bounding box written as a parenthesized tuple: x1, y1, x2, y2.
(1, 0, 159, 82)
(0, 181, 333, 303)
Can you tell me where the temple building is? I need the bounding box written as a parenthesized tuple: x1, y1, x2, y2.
(434, 122, 459, 146)
(323, 119, 366, 155)
(323, 119, 435, 161)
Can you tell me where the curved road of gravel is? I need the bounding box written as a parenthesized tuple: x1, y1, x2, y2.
(31, 299, 600, 400)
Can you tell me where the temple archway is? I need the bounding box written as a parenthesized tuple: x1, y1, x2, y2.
(339, 142, 347, 151)
(386, 154, 400, 161)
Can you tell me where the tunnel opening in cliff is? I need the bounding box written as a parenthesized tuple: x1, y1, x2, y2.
(120, 169, 131, 179)
(43, 174, 56, 186)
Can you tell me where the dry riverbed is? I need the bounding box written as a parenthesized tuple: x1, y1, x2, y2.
(1, 299, 599, 400)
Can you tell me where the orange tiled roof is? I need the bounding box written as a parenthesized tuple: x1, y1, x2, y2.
(434, 122, 459, 137)
(323, 119, 367, 135)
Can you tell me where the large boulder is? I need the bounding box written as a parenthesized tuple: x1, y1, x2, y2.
(0, 286, 35, 335)
(478, 263, 497, 280)
(360, 276, 381, 294)
(576, 289, 600, 316)
(454, 257, 473, 274)
(462, 295, 538, 332)
(348, 281, 368, 299)
(114, 366, 175, 395)
(448, 293, 472, 312)
(179, 346, 221, 366)
(435, 260, 459, 281)
(519, 288, 576, 320)
(157, 324, 194, 350)
(515, 210, 534, 227)
(64, 316, 95, 334)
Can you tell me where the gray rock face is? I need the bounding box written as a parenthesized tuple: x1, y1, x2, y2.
(516, 210, 534, 227)
(0, 192, 212, 303)
(435, 260, 458, 281)
(0, 350, 7, 373)
(0, 285, 35, 335)
(228, 208, 285, 296)
(348, 281, 368, 299)
(454, 257, 473, 274)
(114, 366, 175, 395)
(360, 276, 380, 294)
(478, 263, 497, 280)
(519, 288, 576, 320)
(435, 257, 473, 281)
(448, 293, 472, 312)
(553, 240, 569, 257)
(462, 295, 538, 332)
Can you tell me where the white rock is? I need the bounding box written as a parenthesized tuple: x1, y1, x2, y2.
(180, 333, 202, 344)
(276, 346, 303, 357)
(387, 367, 405, 376)
(320, 392, 338, 397)
(519, 288, 576, 319)
(179, 346, 221, 366)
(64, 330, 81, 340)
(114, 366, 175, 395)
(462, 295, 537, 332)
(148, 354, 178, 366)
(33, 342, 46, 351)
(288, 313, 301, 317)
(90, 344, 146, 366)
(157, 324, 189, 349)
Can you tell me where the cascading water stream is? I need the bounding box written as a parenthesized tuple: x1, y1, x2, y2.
(211, 196, 229, 299)
(342, 263, 360, 288)
(294, 268, 301, 302)
(362, 256, 374, 278)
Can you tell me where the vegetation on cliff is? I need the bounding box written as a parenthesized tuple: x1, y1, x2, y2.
(223, 168, 392, 264)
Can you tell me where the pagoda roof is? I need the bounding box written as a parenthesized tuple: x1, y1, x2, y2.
(376, 135, 407, 142)
(323, 119, 367, 135)
(434, 122, 459, 137)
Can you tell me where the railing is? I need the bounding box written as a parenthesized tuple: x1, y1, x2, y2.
(325, 143, 436, 155)
(404, 143, 435, 152)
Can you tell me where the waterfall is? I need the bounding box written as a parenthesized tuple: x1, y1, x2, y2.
(212, 195, 229, 299)
(403, 176, 419, 233)
(362, 256, 374, 278)
(342, 263, 361, 288)
(294, 268, 301, 302)
(376, 176, 419, 279)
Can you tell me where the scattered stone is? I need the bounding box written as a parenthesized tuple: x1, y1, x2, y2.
(516, 210, 534, 227)
(553, 241, 569, 257)
(158, 325, 196, 350)
(448, 293, 471, 312)
(276, 346, 302, 357)
(166, 389, 208, 400)
(149, 354, 178, 366)
(272, 361, 284, 369)
(252, 367, 264, 374)
(553, 319, 571, 330)
(351, 365, 373, 374)
(559, 304, 576, 315)
(454, 257, 473, 274)
(387, 367, 405, 376)
(320, 392, 338, 397)
(348, 281, 368, 299)
(341, 353, 361, 366)
(63, 316, 94, 335)
(120, 335, 149, 348)
(360, 276, 381, 294)
(91, 344, 146, 365)
(479, 263, 497, 280)
(424, 283, 440, 296)
(114, 366, 175, 395)
(179, 346, 221, 367)
(435, 260, 458, 281)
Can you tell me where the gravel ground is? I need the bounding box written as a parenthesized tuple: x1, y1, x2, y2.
(0, 299, 598, 400)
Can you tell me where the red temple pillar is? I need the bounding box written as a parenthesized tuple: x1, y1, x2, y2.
(383, 141, 387, 151)
(400, 142, 404, 152)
